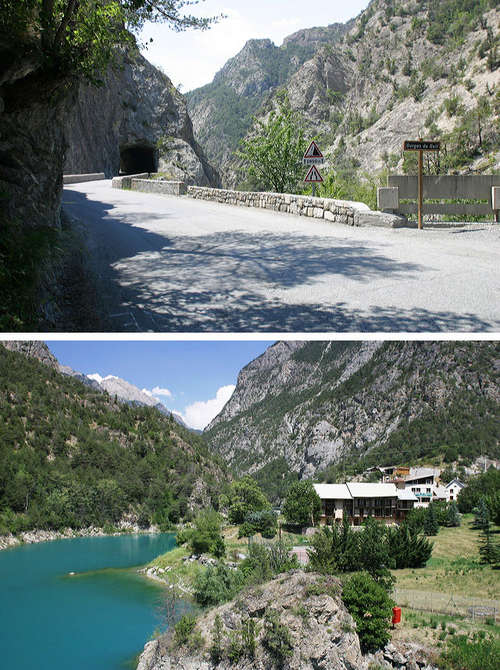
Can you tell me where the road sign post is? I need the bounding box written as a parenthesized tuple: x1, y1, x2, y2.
(403, 139, 441, 230)
(303, 142, 324, 197)
(304, 163, 323, 197)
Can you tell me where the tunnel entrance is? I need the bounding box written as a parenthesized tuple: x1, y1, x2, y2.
(119, 145, 156, 174)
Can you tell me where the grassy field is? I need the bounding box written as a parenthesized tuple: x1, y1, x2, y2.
(393, 515, 500, 600)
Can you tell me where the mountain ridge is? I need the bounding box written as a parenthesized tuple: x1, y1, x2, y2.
(205, 341, 500, 499)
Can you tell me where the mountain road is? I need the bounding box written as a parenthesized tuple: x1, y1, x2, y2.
(62, 180, 500, 332)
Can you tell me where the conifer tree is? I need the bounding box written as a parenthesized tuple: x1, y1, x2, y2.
(447, 501, 461, 527)
(424, 503, 439, 536)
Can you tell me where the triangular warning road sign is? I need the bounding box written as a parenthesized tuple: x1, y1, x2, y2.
(304, 164, 323, 183)
(303, 141, 323, 159)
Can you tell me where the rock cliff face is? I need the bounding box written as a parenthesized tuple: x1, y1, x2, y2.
(186, 24, 348, 180)
(205, 341, 500, 486)
(187, 0, 500, 186)
(64, 48, 220, 186)
(137, 571, 366, 670)
(0, 75, 73, 228)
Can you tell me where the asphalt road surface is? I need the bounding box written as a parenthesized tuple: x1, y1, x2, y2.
(63, 180, 500, 332)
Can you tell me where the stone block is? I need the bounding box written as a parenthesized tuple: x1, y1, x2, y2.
(377, 186, 399, 211)
(354, 211, 408, 228)
(492, 187, 500, 211)
(324, 211, 336, 222)
(313, 207, 324, 218)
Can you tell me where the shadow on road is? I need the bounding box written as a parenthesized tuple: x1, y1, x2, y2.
(62, 188, 495, 333)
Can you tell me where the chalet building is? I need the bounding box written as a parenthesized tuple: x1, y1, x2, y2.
(444, 479, 465, 502)
(314, 483, 417, 525)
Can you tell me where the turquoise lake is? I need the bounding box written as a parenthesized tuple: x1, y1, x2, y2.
(0, 533, 178, 669)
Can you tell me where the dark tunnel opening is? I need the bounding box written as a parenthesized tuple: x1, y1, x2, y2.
(119, 145, 156, 174)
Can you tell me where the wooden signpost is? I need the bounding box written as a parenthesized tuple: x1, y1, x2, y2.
(403, 139, 441, 230)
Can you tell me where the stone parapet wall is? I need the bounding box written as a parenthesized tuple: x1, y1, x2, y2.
(187, 186, 408, 228)
(187, 186, 359, 225)
(130, 178, 187, 196)
(63, 173, 106, 184)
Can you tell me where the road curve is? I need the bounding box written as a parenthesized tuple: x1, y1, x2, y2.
(62, 180, 500, 332)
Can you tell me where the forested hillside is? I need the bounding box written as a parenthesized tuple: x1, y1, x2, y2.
(205, 341, 500, 501)
(0, 346, 227, 535)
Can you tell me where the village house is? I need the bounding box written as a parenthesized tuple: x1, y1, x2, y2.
(313, 483, 418, 525)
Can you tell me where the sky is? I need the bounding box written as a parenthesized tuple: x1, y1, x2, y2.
(47, 341, 273, 430)
(138, 0, 371, 91)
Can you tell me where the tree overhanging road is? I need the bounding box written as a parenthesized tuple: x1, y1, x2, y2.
(62, 180, 500, 332)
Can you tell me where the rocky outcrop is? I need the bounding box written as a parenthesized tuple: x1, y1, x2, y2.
(136, 571, 366, 670)
(205, 341, 500, 481)
(1, 341, 59, 368)
(64, 48, 219, 187)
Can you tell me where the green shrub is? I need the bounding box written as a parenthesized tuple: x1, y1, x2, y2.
(210, 615, 224, 665)
(193, 563, 245, 607)
(262, 609, 294, 668)
(174, 614, 197, 647)
(188, 508, 225, 557)
(342, 572, 394, 653)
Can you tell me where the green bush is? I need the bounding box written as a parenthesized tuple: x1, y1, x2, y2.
(193, 563, 245, 607)
(222, 476, 271, 525)
(387, 523, 433, 569)
(342, 572, 394, 653)
(238, 509, 277, 539)
(174, 614, 197, 647)
(188, 508, 225, 557)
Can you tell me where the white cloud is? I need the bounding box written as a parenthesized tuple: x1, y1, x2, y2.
(151, 386, 173, 397)
(181, 385, 235, 430)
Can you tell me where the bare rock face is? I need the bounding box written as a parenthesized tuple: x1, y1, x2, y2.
(205, 341, 499, 480)
(1, 341, 59, 368)
(137, 571, 366, 670)
(0, 80, 73, 228)
(64, 48, 220, 187)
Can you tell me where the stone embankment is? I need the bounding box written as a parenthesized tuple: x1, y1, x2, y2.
(111, 175, 408, 228)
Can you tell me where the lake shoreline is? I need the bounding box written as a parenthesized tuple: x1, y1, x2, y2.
(0, 525, 161, 552)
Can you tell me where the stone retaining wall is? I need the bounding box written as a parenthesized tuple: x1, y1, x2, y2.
(111, 173, 150, 189)
(63, 172, 105, 184)
(187, 186, 407, 228)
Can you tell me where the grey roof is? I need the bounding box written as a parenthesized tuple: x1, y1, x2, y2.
(397, 489, 418, 501)
(445, 479, 465, 489)
(313, 484, 352, 500)
(347, 482, 398, 498)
